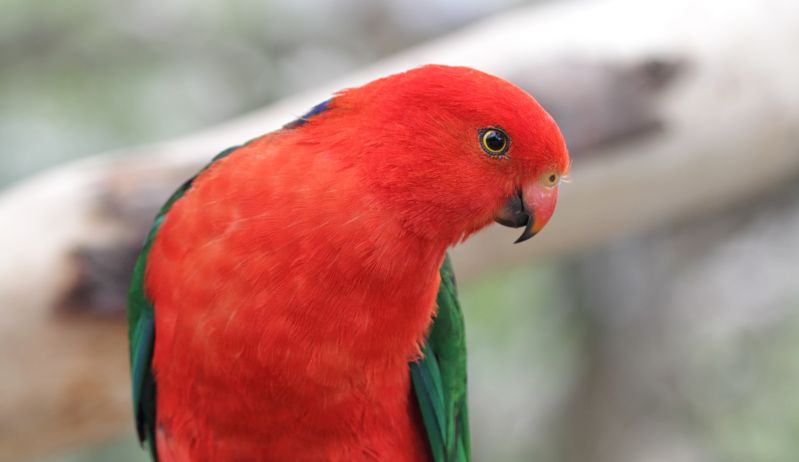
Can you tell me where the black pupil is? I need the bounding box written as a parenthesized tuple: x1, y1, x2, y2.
(549, 174, 557, 183)
(485, 130, 505, 151)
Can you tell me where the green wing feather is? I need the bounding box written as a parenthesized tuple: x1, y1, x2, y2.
(127, 147, 240, 461)
(411, 255, 471, 462)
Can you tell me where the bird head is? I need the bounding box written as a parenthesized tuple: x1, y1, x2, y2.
(306, 65, 569, 245)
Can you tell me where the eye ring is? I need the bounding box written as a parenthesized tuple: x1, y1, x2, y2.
(478, 128, 510, 157)
(544, 172, 560, 187)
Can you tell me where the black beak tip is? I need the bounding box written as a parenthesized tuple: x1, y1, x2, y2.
(513, 223, 536, 244)
(494, 189, 537, 244)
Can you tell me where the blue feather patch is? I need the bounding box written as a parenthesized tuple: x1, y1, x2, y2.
(283, 99, 331, 129)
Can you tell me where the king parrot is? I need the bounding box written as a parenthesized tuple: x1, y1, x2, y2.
(128, 65, 569, 461)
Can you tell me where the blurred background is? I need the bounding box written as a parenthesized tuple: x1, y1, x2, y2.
(1, 0, 799, 461)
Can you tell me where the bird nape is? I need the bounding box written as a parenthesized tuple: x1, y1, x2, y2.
(128, 64, 569, 462)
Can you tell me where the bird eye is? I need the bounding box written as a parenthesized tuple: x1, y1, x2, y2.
(478, 128, 509, 157)
(544, 172, 560, 187)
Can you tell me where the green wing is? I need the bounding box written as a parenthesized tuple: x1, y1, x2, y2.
(411, 255, 471, 462)
(127, 147, 239, 461)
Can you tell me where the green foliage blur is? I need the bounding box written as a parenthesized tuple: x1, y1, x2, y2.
(0, 0, 531, 188)
(6, 1, 799, 462)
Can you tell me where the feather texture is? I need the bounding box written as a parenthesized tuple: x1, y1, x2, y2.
(411, 256, 470, 462)
(128, 143, 470, 461)
(128, 146, 240, 460)
(127, 65, 568, 461)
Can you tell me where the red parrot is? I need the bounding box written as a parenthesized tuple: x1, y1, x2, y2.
(128, 65, 569, 461)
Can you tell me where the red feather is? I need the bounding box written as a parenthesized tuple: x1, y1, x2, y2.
(145, 65, 567, 461)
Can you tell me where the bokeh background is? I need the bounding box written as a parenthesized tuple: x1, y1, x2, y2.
(2, 0, 799, 461)
(1, 0, 527, 188)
